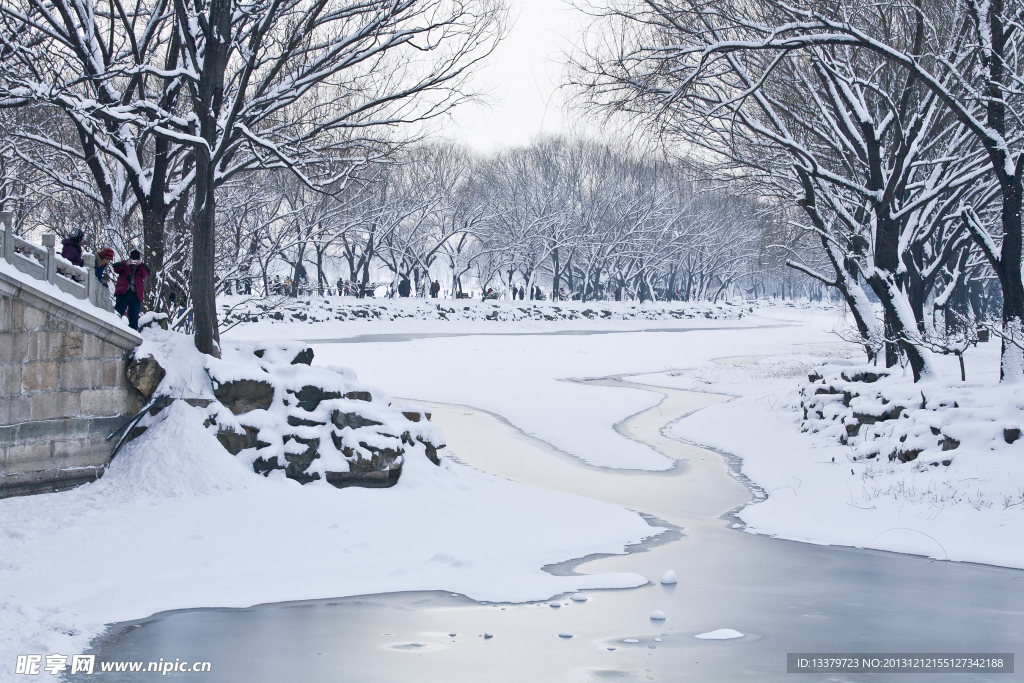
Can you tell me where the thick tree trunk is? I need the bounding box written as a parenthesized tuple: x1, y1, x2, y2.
(998, 186, 1024, 381)
(183, 0, 230, 356)
(551, 247, 560, 300)
(191, 177, 219, 355)
(867, 270, 933, 381)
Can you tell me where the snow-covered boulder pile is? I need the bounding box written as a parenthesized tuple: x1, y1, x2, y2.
(125, 329, 444, 488)
(218, 296, 751, 327)
(799, 362, 1023, 468)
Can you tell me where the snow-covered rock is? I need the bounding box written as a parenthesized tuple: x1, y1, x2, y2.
(126, 329, 445, 488)
(799, 362, 1023, 468)
(218, 296, 751, 328)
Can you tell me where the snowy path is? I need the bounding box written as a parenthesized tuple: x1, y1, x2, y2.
(91, 328, 1024, 682)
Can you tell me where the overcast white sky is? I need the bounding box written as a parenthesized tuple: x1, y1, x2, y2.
(439, 0, 593, 152)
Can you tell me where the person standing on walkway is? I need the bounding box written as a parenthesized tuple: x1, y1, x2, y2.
(430, 280, 440, 298)
(112, 249, 149, 330)
(61, 229, 85, 266)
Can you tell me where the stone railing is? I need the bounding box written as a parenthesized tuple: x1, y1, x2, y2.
(0, 212, 114, 313)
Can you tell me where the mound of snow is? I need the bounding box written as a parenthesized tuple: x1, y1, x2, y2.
(97, 401, 257, 501)
(660, 570, 677, 584)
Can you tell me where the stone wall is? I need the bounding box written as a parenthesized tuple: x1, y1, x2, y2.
(0, 270, 141, 498)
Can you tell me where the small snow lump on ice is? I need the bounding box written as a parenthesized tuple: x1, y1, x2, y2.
(694, 629, 743, 640)
(660, 570, 677, 585)
(650, 610, 666, 620)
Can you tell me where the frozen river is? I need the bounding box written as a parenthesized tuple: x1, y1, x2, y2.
(90, 338, 1023, 682)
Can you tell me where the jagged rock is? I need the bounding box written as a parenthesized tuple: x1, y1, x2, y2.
(139, 314, 169, 331)
(284, 435, 321, 482)
(855, 405, 904, 425)
(127, 355, 166, 400)
(253, 455, 282, 474)
(291, 347, 314, 365)
(939, 436, 960, 451)
(291, 385, 343, 411)
(287, 415, 327, 428)
(216, 426, 260, 455)
(183, 398, 213, 408)
(416, 435, 445, 466)
(332, 410, 383, 430)
(345, 390, 372, 402)
(356, 441, 404, 470)
(214, 379, 274, 414)
(325, 467, 401, 489)
(895, 448, 923, 463)
(1005, 428, 1021, 444)
(840, 370, 888, 383)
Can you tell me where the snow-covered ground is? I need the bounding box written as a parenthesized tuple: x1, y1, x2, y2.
(4, 299, 1020, 676)
(0, 397, 655, 670)
(643, 338, 1024, 569)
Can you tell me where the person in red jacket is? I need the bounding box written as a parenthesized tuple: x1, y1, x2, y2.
(112, 249, 149, 330)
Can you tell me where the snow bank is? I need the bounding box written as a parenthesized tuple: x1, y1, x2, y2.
(799, 363, 1023, 468)
(219, 295, 753, 329)
(96, 401, 257, 501)
(660, 344, 1024, 569)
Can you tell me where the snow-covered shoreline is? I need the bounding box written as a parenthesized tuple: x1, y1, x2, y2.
(0, 398, 658, 672)
(648, 341, 1024, 570)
